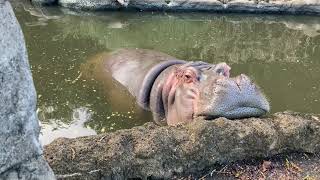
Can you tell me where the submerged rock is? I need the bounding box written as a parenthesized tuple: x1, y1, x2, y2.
(0, 0, 55, 179)
(32, 0, 320, 14)
(44, 112, 320, 179)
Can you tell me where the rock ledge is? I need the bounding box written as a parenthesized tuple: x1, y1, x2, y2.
(44, 112, 320, 179)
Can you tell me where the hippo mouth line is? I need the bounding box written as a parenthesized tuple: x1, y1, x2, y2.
(199, 106, 268, 120)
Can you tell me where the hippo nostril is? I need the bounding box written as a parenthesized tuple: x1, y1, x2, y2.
(235, 77, 241, 91)
(240, 74, 250, 82)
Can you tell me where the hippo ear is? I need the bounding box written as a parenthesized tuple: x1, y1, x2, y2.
(213, 63, 231, 77)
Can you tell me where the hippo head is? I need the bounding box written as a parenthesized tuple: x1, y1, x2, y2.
(153, 61, 270, 126)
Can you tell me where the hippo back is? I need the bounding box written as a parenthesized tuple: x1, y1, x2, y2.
(106, 49, 184, 109)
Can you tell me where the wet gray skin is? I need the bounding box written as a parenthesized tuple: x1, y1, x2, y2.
(195, 68, 270, 120)
(146, 53, 270, 125)
(87, 49, 270, 126)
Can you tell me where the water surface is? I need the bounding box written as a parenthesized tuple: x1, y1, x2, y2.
(12, 1, 320, 145)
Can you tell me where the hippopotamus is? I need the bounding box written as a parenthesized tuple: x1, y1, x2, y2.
(83, 49, 270, 126)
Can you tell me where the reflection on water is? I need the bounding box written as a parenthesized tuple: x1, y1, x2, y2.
(12, 1, 320, 145)
(39, 107, 96, 145)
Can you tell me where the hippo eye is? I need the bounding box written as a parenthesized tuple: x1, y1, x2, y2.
(183, 73, 194, 83)
(179, 68, 198, 83)
(184, 74, 191, 80)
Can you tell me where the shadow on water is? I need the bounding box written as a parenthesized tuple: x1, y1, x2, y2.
(11, 0, 320, 145)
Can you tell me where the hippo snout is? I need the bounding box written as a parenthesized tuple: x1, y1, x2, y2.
(197, 73, 270, 120)
(231, 74, 269, 116)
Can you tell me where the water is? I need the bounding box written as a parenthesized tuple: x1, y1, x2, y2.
(11, 1, 320, 145)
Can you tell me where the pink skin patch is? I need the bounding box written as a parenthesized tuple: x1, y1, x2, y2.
(161, 62, 231, 125)
(162, 66, 200, 125)
(224, 65, 231, 77)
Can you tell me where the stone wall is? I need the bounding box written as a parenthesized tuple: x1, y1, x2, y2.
(32, 0, 320, 14)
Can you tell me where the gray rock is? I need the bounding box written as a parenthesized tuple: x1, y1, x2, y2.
(58, 0, 122, 10)
(44, 112, 320, 179)
(0, 156, 55, 180)
(34, 0, 320, 14)
(0, 0, 55, 179)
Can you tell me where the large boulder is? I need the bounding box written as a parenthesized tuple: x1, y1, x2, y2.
(0, 1, 55, 179)
(44, 112, 320, 179)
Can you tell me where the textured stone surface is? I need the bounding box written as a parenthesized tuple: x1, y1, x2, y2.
(58, 0, 122, 10)
(33, 0, 320, 14)
(44, 112, 320, 179)
(0, 0, 55, 179)
(0, 156, 55, 180)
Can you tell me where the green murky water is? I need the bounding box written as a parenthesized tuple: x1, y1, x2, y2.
(12, 1, 320, 145)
